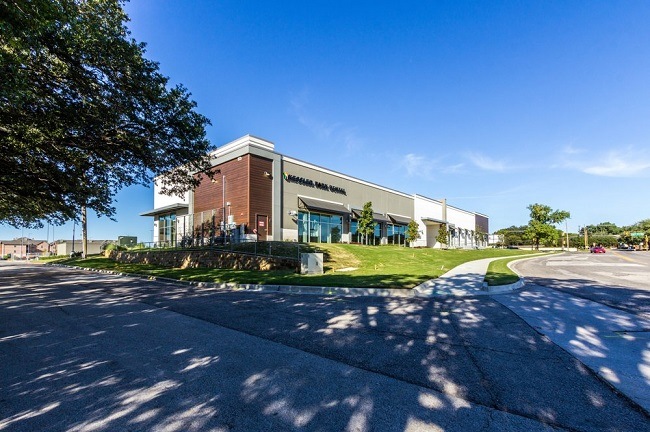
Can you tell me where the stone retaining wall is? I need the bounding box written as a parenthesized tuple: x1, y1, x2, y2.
(108, 249, 299, 271)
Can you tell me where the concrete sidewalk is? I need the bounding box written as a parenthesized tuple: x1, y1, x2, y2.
(413, 257, 524, 297)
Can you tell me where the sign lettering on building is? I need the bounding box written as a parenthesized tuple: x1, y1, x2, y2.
(282, 172, 347, 195)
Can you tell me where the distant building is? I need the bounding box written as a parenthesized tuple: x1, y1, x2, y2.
(51, 240, 111, 256)
(0, 237, 48, 258)
(488, 234, 504, 246)
(117, 236, 137, 247)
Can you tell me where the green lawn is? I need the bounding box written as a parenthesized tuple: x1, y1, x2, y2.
(484, 257, 522, 286)
(61, 244, 539, 289)
(483, 252, 551, 286)
(35, 255, 68, 262)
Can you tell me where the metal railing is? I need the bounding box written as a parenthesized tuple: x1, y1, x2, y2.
(133, 237, 313, 261)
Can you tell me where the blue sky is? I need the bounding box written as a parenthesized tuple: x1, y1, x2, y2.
(4, 1, 650, 242)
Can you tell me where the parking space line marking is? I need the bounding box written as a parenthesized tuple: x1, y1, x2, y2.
(611, 251, 643, 264)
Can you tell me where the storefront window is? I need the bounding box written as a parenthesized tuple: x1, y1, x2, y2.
(387, 224, 406, 245)
(299, 211, 343, 244)
(158, 213, 176, 246)
(350, 220, 381, 244)
(298, 212, 309, 243)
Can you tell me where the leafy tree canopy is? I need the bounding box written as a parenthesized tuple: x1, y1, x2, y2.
(524, 203, 570, 249)
(357, 202, 375, 245)
(435, 223, 448, 246)
(495, 225, 527, 246)
(583, 222, 621, 235)
(0, 0, 214, 228)
(405, 220, 420, 245)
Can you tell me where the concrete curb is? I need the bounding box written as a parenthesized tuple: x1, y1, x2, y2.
(482, 278, 526, 293)
(45, 259, 538, 299)
(478, 252, 556, 294)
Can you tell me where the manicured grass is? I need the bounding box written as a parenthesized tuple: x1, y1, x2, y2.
(62, 244, 539, 289)
(484, 257, 521, 286)
(35, 255, 68, 262)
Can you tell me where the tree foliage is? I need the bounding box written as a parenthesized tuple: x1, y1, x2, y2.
(583, 222, 621, 236)
(524, 203, 570, 249)
(405, 220, 420, 246)
(495, 225, 527, 246)
(0, 0, 214, 228)
(436, 223, 448, 247)
(357, 202, 375, 245)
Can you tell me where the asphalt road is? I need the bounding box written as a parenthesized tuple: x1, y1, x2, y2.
(510, 250, 650, 319)
(1, 261, 648, 431)
(506, 251, 650, 413)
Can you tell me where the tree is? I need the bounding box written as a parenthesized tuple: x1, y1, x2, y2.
(436, 223, 448, 247)
(496, 225, 527, 246)
(584, 222, 621, 236)
(0, 0, 214, 235)
(357, 202, 375, 245)
(405, 220, 420, 246)
(524, 204, 570, 250)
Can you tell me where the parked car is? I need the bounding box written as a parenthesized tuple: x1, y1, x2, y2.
(590, 246, 606, 254)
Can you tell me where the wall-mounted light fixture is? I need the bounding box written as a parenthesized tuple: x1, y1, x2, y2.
(264, 171, 272, 178)
(288, 210, 298, 216)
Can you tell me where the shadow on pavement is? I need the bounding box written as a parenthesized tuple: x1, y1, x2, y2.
(0, 264, 648, 431)
(521, 274, 650, 320)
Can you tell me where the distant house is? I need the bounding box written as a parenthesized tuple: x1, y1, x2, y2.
(51, 240, 111, 256)
(0, 237, 48, 258)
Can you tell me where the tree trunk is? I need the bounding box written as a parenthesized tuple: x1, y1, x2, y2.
(81, 205, 88, 258)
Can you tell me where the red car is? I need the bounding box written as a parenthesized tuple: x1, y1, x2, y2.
(590, 246, 606, 253)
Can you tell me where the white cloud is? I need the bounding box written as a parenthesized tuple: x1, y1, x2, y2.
(582, 155, 650, 177)
(443, 163, 466, 174)
(399, 153, 435, 179)
(466, 152, 508, 172)
(559, 147, 650, 178)
(289, 89, 364, 155)
(562, 145, 586, 155)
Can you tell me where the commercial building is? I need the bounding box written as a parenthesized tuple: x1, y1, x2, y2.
(0, 237, 48, 258)
(51, 239, 110, 256)
(141, 135, 488, 248)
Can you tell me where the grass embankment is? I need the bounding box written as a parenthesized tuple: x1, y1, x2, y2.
(35, 255, 68, 262)
(61, 244, 538, 289)
(484, 257, 522, 286)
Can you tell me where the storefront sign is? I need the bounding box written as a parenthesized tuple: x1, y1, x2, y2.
(283, 172, 347, 195)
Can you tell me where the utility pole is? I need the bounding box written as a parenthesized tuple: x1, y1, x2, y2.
(564, 221, 569, 252)
(72, 220, 76, 256)
(584, 226, 588, 249)
(81, 205, 87, 258)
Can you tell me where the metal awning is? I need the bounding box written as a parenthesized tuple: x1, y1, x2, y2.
(421, 217, 454, 228)
(388, 213, 411, 225)
(372, 212, 391, 223)
(139, 203, 189, 217)
(298, 197, 350, 215)
(351, 209, 391, 223)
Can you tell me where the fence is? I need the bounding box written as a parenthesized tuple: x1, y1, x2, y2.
(139, 237, 313, 262)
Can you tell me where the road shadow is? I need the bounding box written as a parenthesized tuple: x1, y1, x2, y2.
(1, 265, 648, 431)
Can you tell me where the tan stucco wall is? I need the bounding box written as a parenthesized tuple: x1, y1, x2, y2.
(280, 159, 414, 236)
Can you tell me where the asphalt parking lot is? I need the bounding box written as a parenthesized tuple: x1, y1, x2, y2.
(1, 261, 648, 431)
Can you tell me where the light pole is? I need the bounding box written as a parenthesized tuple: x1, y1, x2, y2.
(72, 220, 76, 256)
(564, 221, 569, 252)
